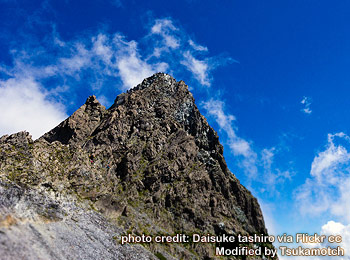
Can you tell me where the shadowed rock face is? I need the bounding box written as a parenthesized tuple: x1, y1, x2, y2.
(42, 95, 106, 145)
(0, 73, 275, 259)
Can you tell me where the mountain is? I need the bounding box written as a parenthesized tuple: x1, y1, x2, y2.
(0, 73, 275, 259)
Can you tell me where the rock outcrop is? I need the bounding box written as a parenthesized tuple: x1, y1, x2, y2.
(0, 73, 275, 259)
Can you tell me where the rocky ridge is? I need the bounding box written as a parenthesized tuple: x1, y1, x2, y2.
(0, 73, 275, 259)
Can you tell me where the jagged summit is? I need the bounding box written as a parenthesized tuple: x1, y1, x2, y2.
(0, 73, 275, 260)
(128, 72, 176, 92)
(110, 73, 185, 110)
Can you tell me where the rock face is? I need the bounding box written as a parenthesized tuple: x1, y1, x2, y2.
(0, 73, 275, 259)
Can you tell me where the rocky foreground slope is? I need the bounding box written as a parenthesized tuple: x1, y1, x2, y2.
(0, 73, 275, 259)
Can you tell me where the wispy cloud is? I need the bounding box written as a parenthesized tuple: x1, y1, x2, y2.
(201, 98, 292, 191)
(188, 39, 208, 52)
(151, 18, 180, 50)
(146, 18, 232, 87)
(201, 99, 254, 159)
(112, 34, 168, 90)
(0, 17, 232, 138)
(260, 148, 293, 191)
(301, 96, 312, 114)
(5, 17, 230, 91)
(295, 132, 350, 222)
(181, 51, 211, 87)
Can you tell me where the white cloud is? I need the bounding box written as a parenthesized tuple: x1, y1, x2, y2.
(151, 19, 177, 34)
(304, 221, 350, 260)
(276, 220, 350, 260)
(301, 96, 312, 114)
(322, 221, 350, 244)
(151, 18, 180, 50)
(113, 35, 168, 90)
(92, 34, 114, 66)
(148, 18, 230, 87)
(0, 77, 67, 139)
(188, 39, 208, 52)
(321, 220, 350, 260)
(54, 33, 165, 90)
(58, 43, 92, 76)
(202, 98, 257, 176)
(295, 133, 350, 222)
(311, 133, 350, 181)
(181, 51, 210, 87)
(51, 18, 227, 90)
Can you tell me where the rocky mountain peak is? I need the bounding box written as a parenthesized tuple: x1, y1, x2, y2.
(85, 94, 101, 106)
(0, 73, 275, 259)
(41, 94, 106, 146)
(130, 72, 178, 92)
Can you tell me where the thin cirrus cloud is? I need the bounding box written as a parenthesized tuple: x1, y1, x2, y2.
(201, 98, 254, 158)
(301, 96, 312, 114)
(188, 39, 208, 52)
(0, 17, 231, 139)
(260, 148, 293, 191)
(181, 51, 211, 87)
(151, 18, 180, 50)
(201, 98, 292, 193)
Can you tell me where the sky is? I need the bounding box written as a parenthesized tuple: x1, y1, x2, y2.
(1, 0, 350, 258)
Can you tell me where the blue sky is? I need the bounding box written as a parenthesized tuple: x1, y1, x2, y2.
(1, 0, 350, 258)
